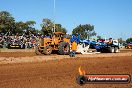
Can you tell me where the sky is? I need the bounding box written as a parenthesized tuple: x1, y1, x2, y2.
(0, 0, 132, 40)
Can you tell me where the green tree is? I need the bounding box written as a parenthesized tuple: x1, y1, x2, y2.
(0, 11, 15, 35)
(32, 29, 42, 35)
(0, 11, 37, 35)
(118, 38, 125, 44)
(26, 21, 36, 26)
(126, 38, 132, 43)
(15, 21, 36, 35)
(41, 18, 53, 36)
(41, 18, 67, 36)
(55, 24, 67, 33)
(25, 21, 36, 35)
(15, 21, 26, 35)
(72, 24, 96, 39)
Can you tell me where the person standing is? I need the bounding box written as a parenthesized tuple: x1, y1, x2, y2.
(70, 40, 77, 57)
(107, 38, 113, 45)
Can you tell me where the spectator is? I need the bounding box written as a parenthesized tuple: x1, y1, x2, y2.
(0, 36, 4, 48)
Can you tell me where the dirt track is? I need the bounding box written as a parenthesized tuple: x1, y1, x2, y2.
(0, 49, 132, 88)
(0, 49, 132, 57)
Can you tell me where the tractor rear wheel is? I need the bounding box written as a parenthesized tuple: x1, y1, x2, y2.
(58, 42, 70, 55)
(43, 46, 52, 55)
(35, 46, 41, 55)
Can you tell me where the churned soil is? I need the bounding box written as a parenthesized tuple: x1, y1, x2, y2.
(0, 49, 132, 88)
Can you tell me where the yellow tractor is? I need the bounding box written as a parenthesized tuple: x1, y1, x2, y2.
(35, 32, 71, 55)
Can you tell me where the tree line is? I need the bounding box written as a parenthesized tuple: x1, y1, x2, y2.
(0, 11, 38, 35)
(0, 11, 96, 39)
(0, 11, 132, 43)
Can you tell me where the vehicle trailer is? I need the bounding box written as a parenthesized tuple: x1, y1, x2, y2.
(94, 40, 119, 53)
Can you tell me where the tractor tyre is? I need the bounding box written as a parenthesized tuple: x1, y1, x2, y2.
(96, 49, 101, 52)
(43, 46, 52, 55)
(109, 47, 114, 53)
(58, 42, 70, 55)
(35, 46, 41, 55)
(114, 47, 119, 53)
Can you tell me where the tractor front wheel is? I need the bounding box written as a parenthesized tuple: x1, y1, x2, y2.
(43, 46, 52, 55)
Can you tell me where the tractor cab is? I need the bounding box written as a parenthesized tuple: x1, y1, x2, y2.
(53, 32, 65, 37)
(52, 32, 70, 43)
(52, 32, 65, 42)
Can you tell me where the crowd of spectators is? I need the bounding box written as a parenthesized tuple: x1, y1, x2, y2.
(0, 33, 41, 49)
